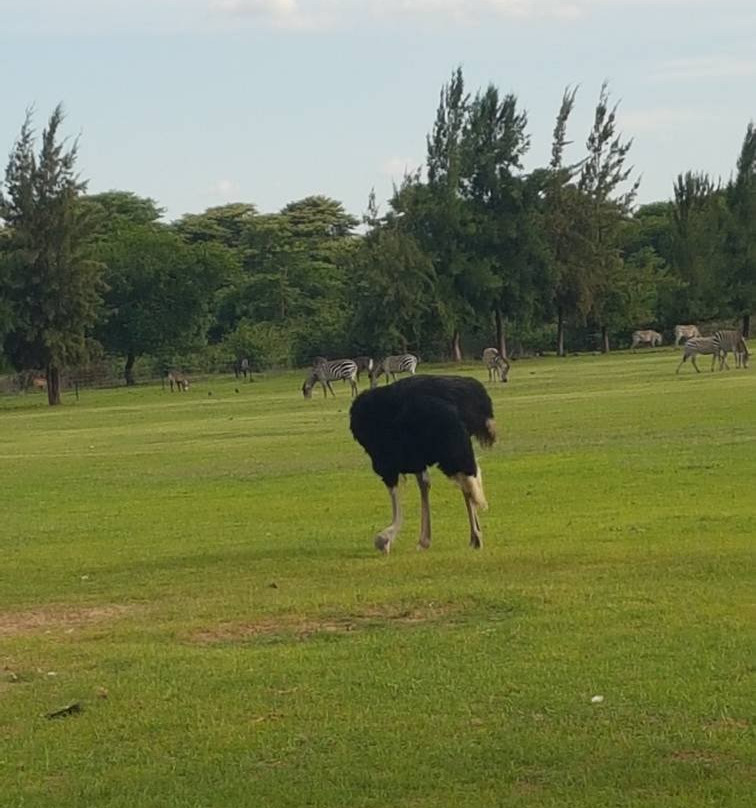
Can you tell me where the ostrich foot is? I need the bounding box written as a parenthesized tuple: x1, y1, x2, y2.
(374, 532, 393, 554)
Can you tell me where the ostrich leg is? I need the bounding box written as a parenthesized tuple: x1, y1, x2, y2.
(463, 492, 483, 549)
(375, 486, 403, 554)
(416, 471, 432, 549)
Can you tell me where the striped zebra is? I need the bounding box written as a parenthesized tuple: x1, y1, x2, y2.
(674, 324, 701, 346)
(167, 371, 189, 391)
(482, 347, 510, 383)
(712, 329, 749, 370)
(631, 329, 662, 349)
(676, 337, 721, 373)
(302, 358, 358, 399)
(370, 354, 419, 387)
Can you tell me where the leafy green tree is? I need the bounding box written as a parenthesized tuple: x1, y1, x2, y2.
(459, 84, 546, 356)
(0, 105, 103, 404)
(0, 226, 15, 346)
(219, 196, 358, 363)
(95, 225, 237, 384)
(173, 203, 257, 249)
(724, 122, 755, 336)
(627, 202, 675, 259)
(82, 191, 164, 235)
(423, 67, 472, 360)
(543, 87, 592, 355)
(578, 82, 640, 352)
(349, 215, 435, 355)
(670, 171, 729, 322)
(598, 243, 679, 344)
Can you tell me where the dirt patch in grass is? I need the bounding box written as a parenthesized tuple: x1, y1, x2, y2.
(0, 604, 137, 637)
(669, 749, 729, 765)
(190, 602, 465, 644)
(703, 717, 749, 732)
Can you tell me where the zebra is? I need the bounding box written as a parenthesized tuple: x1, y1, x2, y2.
(370, 354, 419, 387)
(352, 355, 374, 383)
(482, 347, 510, 383)
(302, 358, 358, 399)
(676, 336, 725, 373)
(712, 330, 749, 370)
(674, 324, 701, 346)
(167, 371, 189, 391)
(631, 329, 663, 350)
(233, 357, 250, 379)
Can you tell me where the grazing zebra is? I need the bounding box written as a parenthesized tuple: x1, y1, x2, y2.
(233, 357, 250, 379)
(631, 329, 663, 350)
(674, 324, 701, 346)
(482, 347, 510, 383)
(167, 371, 189, 391)
(302, 358, 358, 399)
(712, 330, 749, 370)
(676, 337, 723, 373)
(352, 355, 374, 383)
(370, 353, 419, 387)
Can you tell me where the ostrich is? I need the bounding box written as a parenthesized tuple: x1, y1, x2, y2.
(350, 375, 496, 554)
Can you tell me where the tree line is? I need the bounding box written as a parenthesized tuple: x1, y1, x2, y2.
(1, 71, 754, 404)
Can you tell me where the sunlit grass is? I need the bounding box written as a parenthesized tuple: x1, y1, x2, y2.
(1, 350, 753, 807)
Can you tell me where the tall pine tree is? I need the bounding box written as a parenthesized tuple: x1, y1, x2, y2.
(0, 105, 102, 404)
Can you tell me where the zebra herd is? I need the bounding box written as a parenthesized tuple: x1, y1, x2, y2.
(302, 354, 420, 399)
(303, 349, 514, 399)
(631, 324, 749, 374)
(676, 329, 750, 374)
(170, 326, 748, 401)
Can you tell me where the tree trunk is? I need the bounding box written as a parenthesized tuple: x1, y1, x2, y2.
(495, 308, 507, 358)
(742, 313, 751, 338)
(601, 325, 610, 353)
(124, 351, 136, 386)
(557, 307, 565, 357)
(451, 330, 462, 362)
(46, 365, 62, 406)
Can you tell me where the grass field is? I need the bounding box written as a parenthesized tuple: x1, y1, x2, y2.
(1, 351, 754, 807)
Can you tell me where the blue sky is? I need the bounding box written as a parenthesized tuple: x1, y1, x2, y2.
(1, 0, 754, 222)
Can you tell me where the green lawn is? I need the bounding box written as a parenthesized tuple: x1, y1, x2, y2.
(1, 351, 753, 807)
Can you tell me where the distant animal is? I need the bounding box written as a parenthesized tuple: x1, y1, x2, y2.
(352, 355, 374, 383)
(482, 347, 510, 383)
(711, 329, 749, 370)
(31, 375, 47, 391)
(631, 329, 663, 350)
(350, 375, 496, 554)
(370, 353, 419, 387)
(167, 371, 189, 391)
(735, 337, 750, 369)
(674, 324, 701, 346)
(676, 337, 720, 373)
(233, 357, 250, 379)
(302, 358, 358, 399)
